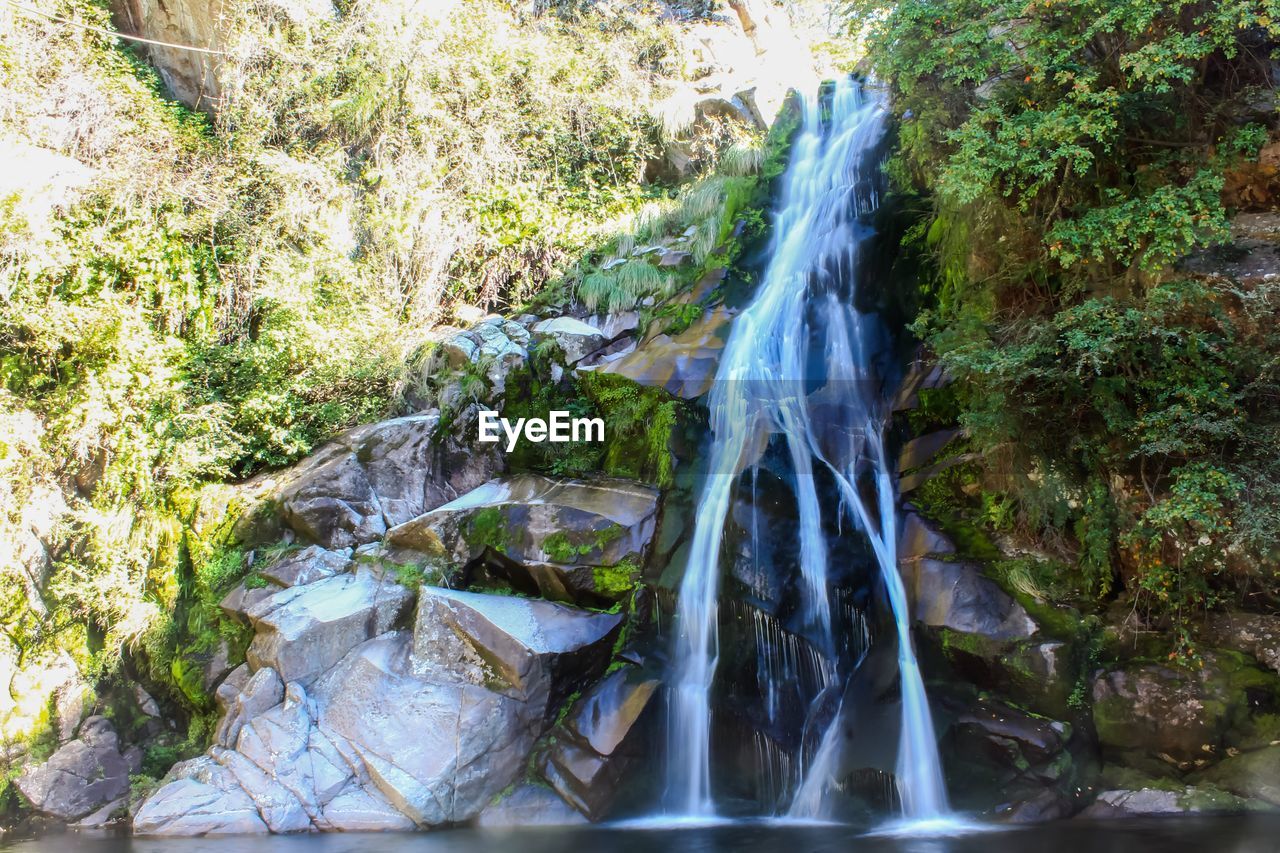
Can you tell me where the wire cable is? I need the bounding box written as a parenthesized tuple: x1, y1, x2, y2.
(1, 0, 227, 55)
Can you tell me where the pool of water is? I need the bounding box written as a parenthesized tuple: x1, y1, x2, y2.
(5, 816, 1280, 853)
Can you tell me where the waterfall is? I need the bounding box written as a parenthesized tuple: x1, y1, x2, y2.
(665, 77, 952, 824)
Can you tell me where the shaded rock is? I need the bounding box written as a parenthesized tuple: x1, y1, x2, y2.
(1091, 656, 1280, 766)
(260, 545, 351, 588)
(898, 429, 960, 472)
(563, 668, 659, 758)
(279, 452, 386, 550)
(1083, 788, 1181, 817)
(898, 510, 956, 561)
(387, 474, 660, 571)
(245, 567, 413, 685)
(1000, 788, 1074, 823)
(586, 311, 640, 340)
(412, 587, 622, 707)
(538, 668, 659, 820)
(314, 631, 537, 825)
(133, 756, 269, 836)
(532, 317, 606, 365)
(1197, 745, 1280, 806)
(1079, 785, 1248, 818)
(15, 716, 135, 821)
(906, 559, 1037, 640)
(215, 666, 283, 748)
(598, 304, 732, 398)
(476, 783, 587, 827)
(1205, 612, 1280, 675)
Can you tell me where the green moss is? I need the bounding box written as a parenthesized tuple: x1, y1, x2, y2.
(543, 524, 623, 564)
(593, 559, 639, 598)
(464, 507, 509, 554)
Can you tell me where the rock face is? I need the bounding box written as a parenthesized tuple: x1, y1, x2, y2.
(1091, 656, 1280, 767)
(16, 717, 139, 822)
(539, 668, 659, 819)
(532, 317, 606, 365)
(245, 567, 414, 685)
(905, 558, 1038, 641)
(135, 556, 625, 834)
(387, 474, 659, 605)
(597, 305, 733, 399)
(273, 411, 501, 549)
(109, 0, 226, 111)
(1197, 744, 1280, 806)
(412, 587, 622, 709)
(476, 783, 587, 827)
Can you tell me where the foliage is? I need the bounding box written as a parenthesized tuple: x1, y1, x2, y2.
(850, 0, 1280, 645)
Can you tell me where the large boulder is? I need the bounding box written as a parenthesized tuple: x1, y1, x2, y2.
(1204, 612, 1280, 675)
(412, 587, 623, 709)
(273, 411, 500, 549)
(596, 305, 733, 399)
(15, 717, 138, 822)
(386, 474, 659, 576)
(313, 631, 538, 825)
(1196, 744, 1280, 806)
(905, 559, 1038, 641)
(1091, 653, 1280, 767)
(259, 545, 351, 588)
(476, 783, 587, 827)
(1079, 785, 1249, 818)
(539, 668, 659, 819)
(133, 756, 269, 836)
(532, 317, 606, 365)
(245, 568, 414, 685)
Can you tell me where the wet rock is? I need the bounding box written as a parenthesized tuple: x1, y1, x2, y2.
(898, 429, 960, 472)
(1000, 788, 1074, 823)
(260, 545, 351, 588)
(597, 304, 732, 398)
(412, 587, 622, 708)
(532, 317, 606, 365)
(1079, 785, 1248, 818)
(563, 668, 660, 758)
(538, 668, 659, 820)
(134, 756, 270, 836)
(906, 559, 1037, 640)
(314, 631, 538, 825)
(15, 716, 137, 821)
(245, 567, 414, 686)
(387, 474, 660, 572)
(898, 510, 956, 561)
(476, 783, 587, 827)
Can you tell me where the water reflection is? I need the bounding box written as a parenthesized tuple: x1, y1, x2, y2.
(5, 817, 1280, 853)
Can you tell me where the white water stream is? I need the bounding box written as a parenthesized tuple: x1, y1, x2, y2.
(665, 77, 952, 825)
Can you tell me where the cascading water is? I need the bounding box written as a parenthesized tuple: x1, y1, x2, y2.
(665, 76, 953, 826)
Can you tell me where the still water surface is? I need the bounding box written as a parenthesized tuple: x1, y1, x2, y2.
(5, 817, 1280, 853)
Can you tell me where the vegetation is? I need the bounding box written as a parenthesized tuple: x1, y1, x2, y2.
(848, 0, 1280, 657)
(0, 0, 746, 753)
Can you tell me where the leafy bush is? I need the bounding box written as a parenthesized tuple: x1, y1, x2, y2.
(847, 0, 1280, 646)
